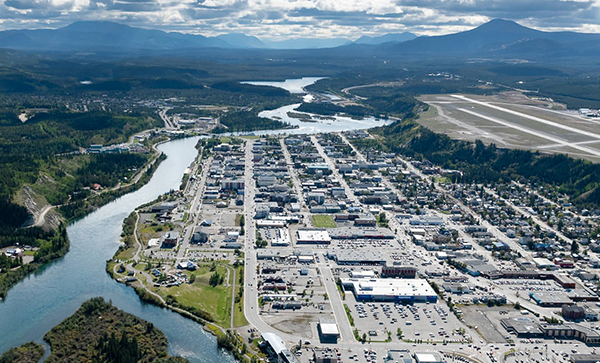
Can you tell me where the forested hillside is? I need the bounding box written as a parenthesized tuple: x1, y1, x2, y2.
(0, 108, 162, 298)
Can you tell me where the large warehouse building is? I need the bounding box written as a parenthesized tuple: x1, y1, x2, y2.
(340, 278, 438, 303)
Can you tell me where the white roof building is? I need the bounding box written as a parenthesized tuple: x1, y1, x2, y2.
(296, 229, 331, 244)
(414, 351, 444, 363)
(341, 278, 438, 303)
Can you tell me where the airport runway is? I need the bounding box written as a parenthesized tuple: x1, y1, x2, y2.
(419, 94, 600, 162)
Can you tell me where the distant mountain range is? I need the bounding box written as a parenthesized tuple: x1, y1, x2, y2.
(354, 32, 418, 45)
(0, 21, 414, 52)
(382, 19, 600, 59)
(0, 19, 599, 59)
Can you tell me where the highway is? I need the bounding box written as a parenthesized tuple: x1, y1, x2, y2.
(158, 107, 176, 129)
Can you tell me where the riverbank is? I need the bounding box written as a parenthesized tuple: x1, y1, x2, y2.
(105, 138, 264, 362)
(0, 135, 235, 363)
(0, 342, 43, 363)
(0, 136, 171, 301)
(58, 136, 170, 222)
(0, 224, 69, 300)
(107, 206, 261, 363)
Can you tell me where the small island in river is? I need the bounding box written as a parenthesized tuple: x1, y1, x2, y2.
(0, 297, 189, 363)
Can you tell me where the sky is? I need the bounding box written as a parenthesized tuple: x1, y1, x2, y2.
(1, 0, 600, 40)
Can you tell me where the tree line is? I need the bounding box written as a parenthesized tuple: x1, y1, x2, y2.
(357, 113, 600, 209)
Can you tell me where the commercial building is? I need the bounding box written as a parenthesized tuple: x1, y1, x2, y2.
(317, 318, 340, 343)
(381, 266, 418, 279)
(191, 228, 208, 243)
(306, 163, 331, 175)
(307, 192, 326, 205)
(263, 228, 291, 246)
(540, 323, 600, 344)
(261, 333, 299, 363)
(341, 278, 437, 303)
(350, 270, 377, 279)
(329, 250, 386, 265)
(354, 214, 377, 226)
(571, 354, 600, 363)
(530, 292, 573, 307)
(500, 317, 543, 337)
(413, 351, 444, 363)
(328, 227, 394, 240)
(273, 302, 302, 310)
(314, 349, 338, 363)
(563, 305, 585, 321)
(409, 217, 444, 226)
(257, 250, 281, 260)
(256, 220, 287, 228)
(151, 202, 177, 213)
(221, 179, 245, 190)
(296, 229, 332, 244)
(386, 350, 413, 363)
(162, 232, 179, 247)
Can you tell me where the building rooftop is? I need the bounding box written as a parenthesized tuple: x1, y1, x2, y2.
(500, 317, 543, 336)
(571, 354, 600, 363)
(343, 278, 436, 298)
(318, 318, 340, 336)
(262, 332, 286, 355)
(333, 249, 386, 264)
(414, 351, 444, 363)
(530, 291, 572, 306)
(297, 229, 331, 243)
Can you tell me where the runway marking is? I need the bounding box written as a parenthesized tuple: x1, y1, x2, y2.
(456, 107, 600, 158)
(452, 94, 600, 141)
(537, 139, 600, 149)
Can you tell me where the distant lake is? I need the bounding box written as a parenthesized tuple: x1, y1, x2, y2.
(241, 77, 324, 93)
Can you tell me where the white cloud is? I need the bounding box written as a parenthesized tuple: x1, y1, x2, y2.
(0, 0, 597, 38)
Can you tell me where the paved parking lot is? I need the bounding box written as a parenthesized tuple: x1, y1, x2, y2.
(345, 294, 470, 345)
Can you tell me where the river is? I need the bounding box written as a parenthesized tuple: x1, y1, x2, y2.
(240, 77, 392, 135)
(241, 77, 324, 94)
(0, 77, 393, 361)
(0, 137, 234, 363)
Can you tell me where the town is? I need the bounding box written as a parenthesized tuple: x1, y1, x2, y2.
(105, 128, 600, 363)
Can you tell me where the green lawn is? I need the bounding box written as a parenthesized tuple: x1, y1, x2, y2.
(156, 265, 233, 327)
(312, 215, 336, 228)
(233, 265, 248, 327)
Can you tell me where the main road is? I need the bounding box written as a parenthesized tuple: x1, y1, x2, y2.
(242, 140, 298, 343)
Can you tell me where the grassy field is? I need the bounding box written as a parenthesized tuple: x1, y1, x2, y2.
(434, 176, 451, 183)
(312, 215, 336, 228)
(114, 246, 136, 261)
(156, 265, 232, 326)
(109, 209, 247, 331)
(233, 265, 248, 327)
